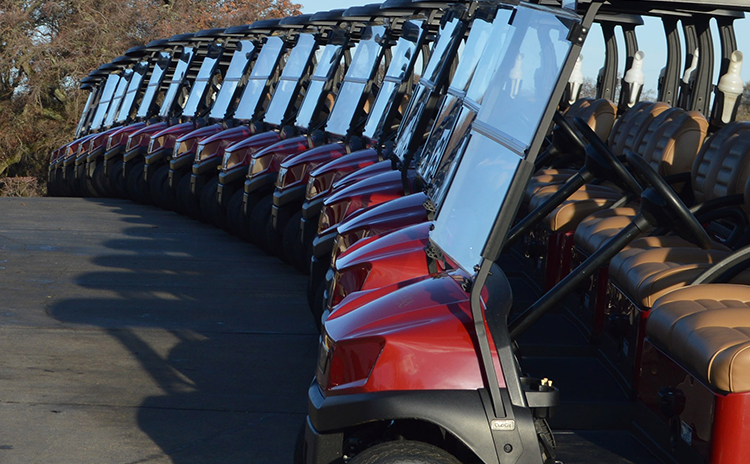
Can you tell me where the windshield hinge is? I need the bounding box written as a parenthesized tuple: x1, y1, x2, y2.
(567, 23, 589, 45)
(424, 243, 443, 275)
(423, 198, 436, 220)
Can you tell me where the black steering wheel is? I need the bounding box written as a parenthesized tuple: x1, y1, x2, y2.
(573, 117, 643, 195)
(625, 151, 712, 250)
(553, 111, 589, 157)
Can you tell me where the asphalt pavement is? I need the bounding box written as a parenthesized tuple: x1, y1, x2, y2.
(0, 197, 318, 463)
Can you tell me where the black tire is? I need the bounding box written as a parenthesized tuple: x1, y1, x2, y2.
(350, 441, 461, 464)
(311, 279, 326, 332)
(199, 177, 221, 225)
(83, 175, 100, 198)
(176, 174, 200, 218)
(283, 210, 309, 274)
(126, 161, 151, 204)
(293, 421, 306, 464)
(149, 165, 171, 209)
(92, 162, 111, 197)
(226, 189, 248, 239)
(535, 418, 557, 464)
(108, 160, 127, 198)
(249, 194, 275, 252)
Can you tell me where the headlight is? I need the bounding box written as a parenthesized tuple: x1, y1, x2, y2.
(328, 262, 372, 309)
(147, 135, 166, 154)
(250, 155, 271, 176)
(276, 164, 306, 189)
(174, 138, 196, 159)
(196, 140, 221, 162)
(306, 170, 337, 200)
(125, 134, 137, 152)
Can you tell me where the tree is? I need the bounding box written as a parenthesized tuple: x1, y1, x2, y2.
(0, 0, 301, 182)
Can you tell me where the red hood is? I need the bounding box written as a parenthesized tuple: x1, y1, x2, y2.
(175, 123, 226, 143)
(338, 192, 430, 237)
(337, 221, 432, 271)
(331, 159, 393, 191)
(324, 270, 498, 394)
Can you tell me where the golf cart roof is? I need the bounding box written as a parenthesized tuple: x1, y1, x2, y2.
(343, 3, 393, 20)
(167, 33, 196, 45)
(193, 28, 229, 41)
(309, 9, 348, 25)
(143, 38, 171, 52)
(279, 14, 315, 27)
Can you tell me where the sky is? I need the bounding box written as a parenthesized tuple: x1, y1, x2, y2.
(299, 0, 750, 95)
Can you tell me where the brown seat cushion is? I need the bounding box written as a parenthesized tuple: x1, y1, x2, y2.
(648, 284, 750, 393)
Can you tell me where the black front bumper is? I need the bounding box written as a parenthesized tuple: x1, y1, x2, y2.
(271, 185, 305, 231)
(305, 381, 502, 464)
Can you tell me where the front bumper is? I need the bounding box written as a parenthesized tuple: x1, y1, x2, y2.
(271, 185, 306, 231)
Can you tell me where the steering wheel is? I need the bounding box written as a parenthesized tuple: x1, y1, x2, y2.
(625, 151, 712, 250)
(552, 111, 589, 159)
(573, 117, 643, 195)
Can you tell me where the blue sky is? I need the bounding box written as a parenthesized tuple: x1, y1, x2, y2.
(299, 0, 750, 94)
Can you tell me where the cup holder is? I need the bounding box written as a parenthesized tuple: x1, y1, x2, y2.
(520, 376, 560, 418)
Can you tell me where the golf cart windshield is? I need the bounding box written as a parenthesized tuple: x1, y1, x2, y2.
(158, 46, 195, 119)
(264, 33, 318, 126)
(75, 90, 97, 137)
(90, 73, 122, 131)
(325, 25, 387, 137)
(233, 36, 287, 121)
(294, 42, 345, 129)
(208, 39, 257, 120)
(391, 14, 464, 161)
(135, 52, 171, 119)
(430, 4, 580, 272)
(181, 43, 225, 118)
(418, 7, 514, 197)
(361, 20, 425, 140)
(115, 61, 149, 124)
(104, 69, 133, 128)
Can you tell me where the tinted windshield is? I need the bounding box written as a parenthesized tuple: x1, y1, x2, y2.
(104, 70, 133, 127)
(182, 43, 224, 118)
(294, 42, 344, 128)
(136, 52, 171, 119)
(116, 61, 149, 123)
(158, 46, 195, 118)
(430, 5, 579, 272)
(75, 90, 97, 137)
(325, 25, 386, 137)
(416, 8, 513, 185)
(209, 40, 256, 119)
(362, 21, 424, 140)
(391, 15, 465, 161)
(422, 16, 463, 84)
(234, 36, 286, 121)
(264, 33, 317, 125)
(90, 74, 121, 130)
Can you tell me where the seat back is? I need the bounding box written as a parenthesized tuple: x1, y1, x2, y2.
(608, 101, 672, 157)
(565, 98, 617, 142)
(639, 110, 709, 177)
(691, 122, 750, 203)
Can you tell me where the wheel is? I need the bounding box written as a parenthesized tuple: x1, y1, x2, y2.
(293, 421, 306, 464)
(226, 189, 249, 239)
(283, 210, 309, 273)
(199, 177, 221, 225)
(311, 279, 326, 332)
(249, 194, 275, 252)
(349, 441, 460, 464)
(92, 162, 111, 197)
(108, 160, 126, 198)
(126, 161, 151, 204)
(83, 175, 100, 197)
(149, 165, 171, 209)
(264, 213, 287, 262)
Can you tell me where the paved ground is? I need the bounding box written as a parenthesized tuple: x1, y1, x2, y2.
(0, 197, 318, 463)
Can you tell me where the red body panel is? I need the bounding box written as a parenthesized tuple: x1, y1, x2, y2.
(221, 130, 283, 171)
(247, 134, 310, 179)
(106, 122, 146, 151)
(319, 170, 406, 237)
(331, 222, 435, 307)
(306, 148, 380, 201)
(323, 270, 502, 396)
(149, 121, 196, 154)
(277, 142, 347, 191)
(64, 133, 98, 161)
(127, 122, 169, 151)
(172, 123, 231, 162)
(84, 126, 123, 156)
(330, 159, 394, 192)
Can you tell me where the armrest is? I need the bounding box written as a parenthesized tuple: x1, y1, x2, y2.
(692, 244, 750, 285)
(689, 194, 745, 216)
